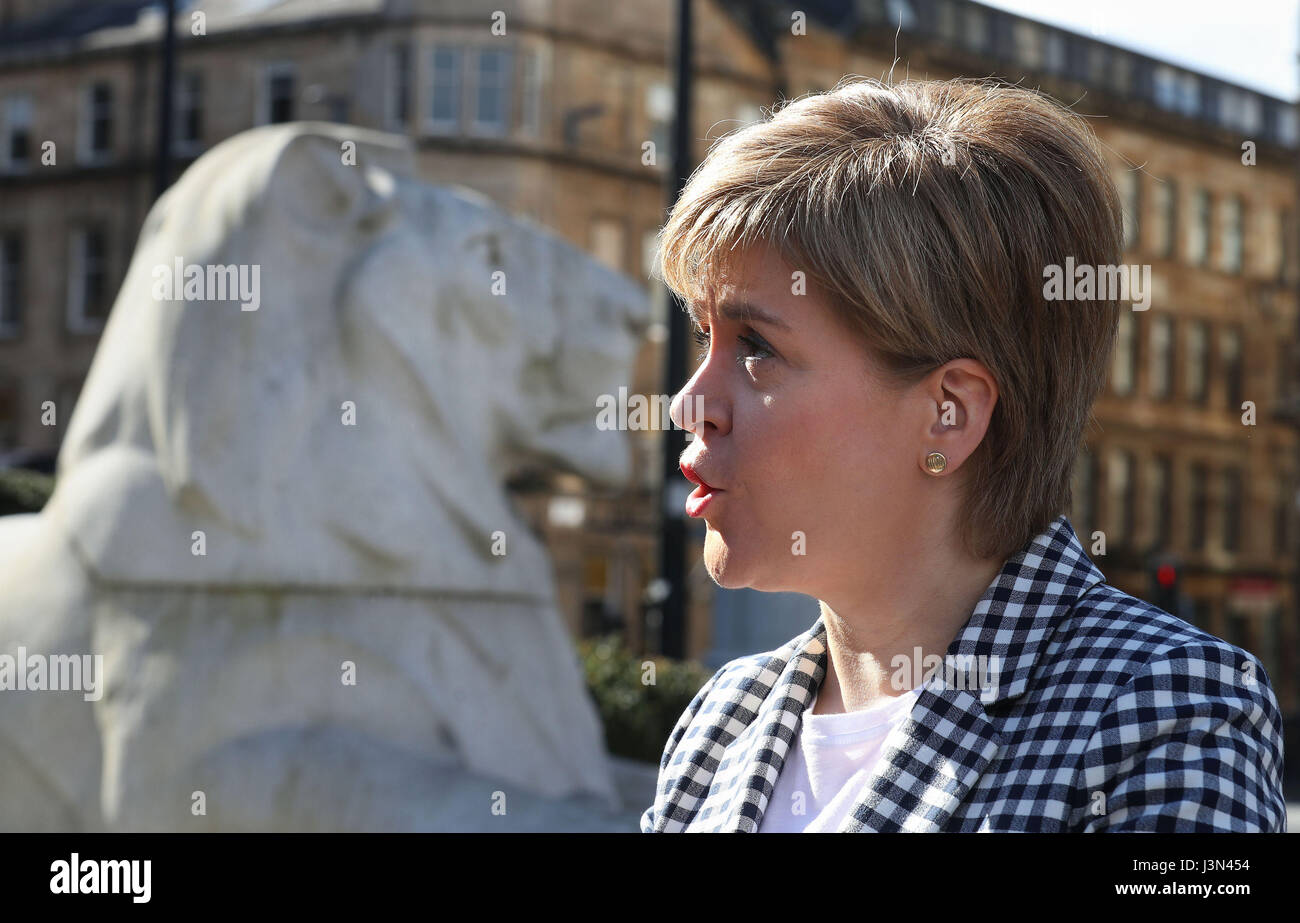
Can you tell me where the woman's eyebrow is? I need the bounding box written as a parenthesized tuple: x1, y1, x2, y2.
(692, 300, 792, 332)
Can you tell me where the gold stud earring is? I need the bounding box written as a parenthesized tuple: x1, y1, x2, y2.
(925, 452, 947, 475)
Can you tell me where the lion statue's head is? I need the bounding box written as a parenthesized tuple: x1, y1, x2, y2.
(50, 122, 651, 598)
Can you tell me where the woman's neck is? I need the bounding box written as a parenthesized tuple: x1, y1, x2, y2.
(815, 551, 1004, 714)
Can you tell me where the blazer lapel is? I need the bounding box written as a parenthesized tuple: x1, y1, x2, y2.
(833, 513, 1106, 832)
(692, 628, 825, 832)
(834, 682, 1003, 831)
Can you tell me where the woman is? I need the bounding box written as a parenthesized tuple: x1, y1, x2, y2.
(640, 78, 1285, 832)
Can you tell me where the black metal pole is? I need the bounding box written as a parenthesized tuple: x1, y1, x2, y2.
(154, 0, 177, 199)
(655, 0, 694, 659)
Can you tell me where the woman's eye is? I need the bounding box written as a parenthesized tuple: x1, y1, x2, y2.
(692, 326, 774, 365)
(740, 335, 775, 362)
(691, 326, 711, 361)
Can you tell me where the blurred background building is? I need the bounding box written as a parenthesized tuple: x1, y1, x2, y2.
(0, 0, 1296, 734)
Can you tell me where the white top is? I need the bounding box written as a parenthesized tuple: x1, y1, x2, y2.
(758, 684, 924, 832)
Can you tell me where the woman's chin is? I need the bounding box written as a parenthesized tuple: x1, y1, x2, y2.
(701, 533, 751, 589)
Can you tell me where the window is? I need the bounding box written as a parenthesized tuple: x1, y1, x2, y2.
(428, 46, 462, 132)
(1262, 208, 1284, 277)
(387, 43, 410, 130)
(66, 226, 109, 333)
(590, 218, 625, 272)
(1185, 320, 1208, 404)
(1087, 44, 1108, 85)
(1149, 314, 1172, 399)
(1154, 65, 1179, 110)
(1177, 73, 1200, 116)
(175, 71, 202, 152)
(1, 95, 31, 171)
(1241, 94, 1262, 133)
(471, 48, 512, 135)
(1109, 53, 1132, 94)
(0, 233, 21, 336)
(1154, 178, 1176, 258)
(1220, 195, 1242, 273)
(1013, 22, 1041, 68)
(519, 48, 542, 137)
(1116, 169, 1140, 250)
(1108, 448, 1135, 545)
(961, 6, 990, 52)
(1042, 31, 1065, 73)
(885, 0, 917, 29)
(1277, 107, 1298, 146)
(1151, 454, 1172, 548)
(322, 92, 348, 125)
(1216, 87, 1234, 127)
(1219, 88, 1262, 133)
(1221, 326, 1242, 412)
(1222, 468, 1243, 552)
(1189, 462, 1208, 550)
(1279, 207, 1296, 284)
(1111, 309, 1136, 395)
(80, 81, 113, 162)
(646, 82, 672, 165)
(1188, 188, 1209, 265)
(936, 0, 958, 42)
(260, 63, 295, 125)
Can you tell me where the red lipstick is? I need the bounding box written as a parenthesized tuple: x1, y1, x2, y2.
(679, 461, 724, 517)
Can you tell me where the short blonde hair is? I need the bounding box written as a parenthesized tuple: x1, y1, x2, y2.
(655, 77, 1124, 563)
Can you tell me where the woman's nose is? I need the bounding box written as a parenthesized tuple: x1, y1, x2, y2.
(668, 388, 702, 434)
(669, 363, 725, 435)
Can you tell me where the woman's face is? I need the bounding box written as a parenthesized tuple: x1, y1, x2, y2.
(669, 243, 941, 599)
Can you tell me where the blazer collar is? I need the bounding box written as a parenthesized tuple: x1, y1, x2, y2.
(711, 513, 1106, 832)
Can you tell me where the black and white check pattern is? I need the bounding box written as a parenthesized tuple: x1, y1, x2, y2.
(641, 514, 1286, 832)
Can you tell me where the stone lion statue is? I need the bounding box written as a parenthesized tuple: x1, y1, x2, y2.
(0, 122, 651, 831)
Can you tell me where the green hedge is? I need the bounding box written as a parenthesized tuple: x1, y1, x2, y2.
(578, 634, 716, 764)
(0, 467, 55, 516)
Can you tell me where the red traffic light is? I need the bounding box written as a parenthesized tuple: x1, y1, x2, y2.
(1156, 563, 1177, 588)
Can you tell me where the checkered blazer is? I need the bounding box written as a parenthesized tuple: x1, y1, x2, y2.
(641, 514, 1286, 832)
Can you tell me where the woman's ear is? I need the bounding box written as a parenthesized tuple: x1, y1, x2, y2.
(922, 360, 998, 471)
